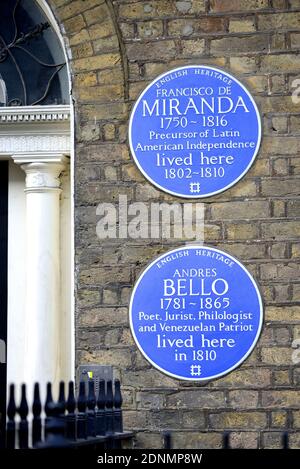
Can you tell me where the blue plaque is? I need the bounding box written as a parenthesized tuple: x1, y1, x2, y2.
(129, 66, 261, 198)
(129, 246, 263, 381)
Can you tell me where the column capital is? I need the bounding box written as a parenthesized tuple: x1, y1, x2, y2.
(12, 153, 69, 193)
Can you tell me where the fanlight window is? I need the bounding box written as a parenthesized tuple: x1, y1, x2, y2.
(0, 0, 68, 106)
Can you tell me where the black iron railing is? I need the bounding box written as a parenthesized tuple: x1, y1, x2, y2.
(6, 379, 133, 449)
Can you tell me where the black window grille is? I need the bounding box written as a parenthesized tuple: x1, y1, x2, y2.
(0, 0, 68, 106)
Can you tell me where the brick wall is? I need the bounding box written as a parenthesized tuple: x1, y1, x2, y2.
(49, 0, 300, 448)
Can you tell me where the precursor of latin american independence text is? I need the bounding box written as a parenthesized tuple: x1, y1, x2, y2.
(135, 138, 256, 152)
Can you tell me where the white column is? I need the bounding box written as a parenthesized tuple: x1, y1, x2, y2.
(14, 154, 68, 395)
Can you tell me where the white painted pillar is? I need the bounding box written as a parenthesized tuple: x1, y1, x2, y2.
(14, 154, 68, 395)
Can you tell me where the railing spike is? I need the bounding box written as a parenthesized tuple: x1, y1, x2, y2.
(67, 381, 76, 414)
(282, 431, 289, 449)
(97, 380, 106, 410)
(66, 381, 76, 440)
(114, 380, 123, 433)
(44, 382, 53, 439)
(7, 384, 16, 420)
(18, 384, 29, 449)
(33, 383, 42, 416)
(6, 384, 16, 449)
(57, 381, 66, 416)
(32, 383, 42, 447)
(87, 379, 96, 410)
(163, 431, 172, 450)
(77, 381, 87, 439)
(105, 380, 114, 437)
(45, 382, 53, 416)
(223, 431, 230, 449)
(96, 379, 106, 436)
(87, 379, 96, 437)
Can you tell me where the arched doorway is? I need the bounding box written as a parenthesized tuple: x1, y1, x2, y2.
(0, 0, 73, 446)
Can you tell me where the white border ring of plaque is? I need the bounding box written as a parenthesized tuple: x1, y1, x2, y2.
(129, 245, 264, 381)
(129, 65, 262, 198)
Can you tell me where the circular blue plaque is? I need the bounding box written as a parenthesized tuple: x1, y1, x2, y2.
(129, 66, 261, 198)
(129, 246, 263, 381)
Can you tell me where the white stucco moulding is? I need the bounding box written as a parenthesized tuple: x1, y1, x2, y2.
(0, 105, 71, 157)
